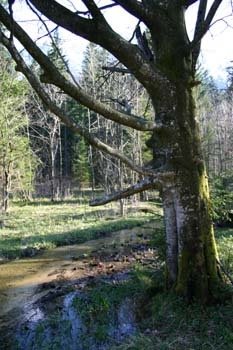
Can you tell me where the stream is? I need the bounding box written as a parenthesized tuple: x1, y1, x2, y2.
(0, 221, 161, 349)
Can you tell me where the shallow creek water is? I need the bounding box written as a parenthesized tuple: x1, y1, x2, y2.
(0, 221, 160, 349)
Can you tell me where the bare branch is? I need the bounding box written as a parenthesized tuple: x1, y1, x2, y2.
(183, 0, 199, 8)
(90, 177, 157, 206)
(27, 0, 164, 93)
(75, 2, 118, 15)
(82, 0, 107, 21)
(98, 17, 141, 86)
(35, 26, 58, 42)
(112, 0, 147, 20)
(25, 0, 79, 86)
(210, 14, 233, 30)
(102, 66, 131, 74)
(194, 0, 208, 36)
(17, 19, 50, 23)
(191, 0, 223, 47)
(94, 3, 118, 12)
(0, 4, 158, 131)
(90, 171, 174, 206)
(0, 31, 160, 178)
(192, 0, 207, 71)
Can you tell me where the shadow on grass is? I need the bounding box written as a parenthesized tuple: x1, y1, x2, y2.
(12, 198, 88, 207)
(12, 207, 158, 224)
(215, 226, 233, 239)
(0, 218, 157, 259)
(119, 290, 233, 350)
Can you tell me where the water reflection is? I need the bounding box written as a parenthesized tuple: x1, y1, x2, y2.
(0, 222, 161, 336)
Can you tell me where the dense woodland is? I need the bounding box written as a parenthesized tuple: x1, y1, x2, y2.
(0, 41, 232, 220)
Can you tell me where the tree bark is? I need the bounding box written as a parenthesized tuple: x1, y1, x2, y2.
(146, 4, 221, 302)
(3, 169, 10, 212)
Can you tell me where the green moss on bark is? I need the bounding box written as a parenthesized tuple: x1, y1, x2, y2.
(175, 247, 209, 302)
(175, 171, 221, 303)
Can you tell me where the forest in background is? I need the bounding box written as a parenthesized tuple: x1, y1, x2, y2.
(0, 33, 232, 224)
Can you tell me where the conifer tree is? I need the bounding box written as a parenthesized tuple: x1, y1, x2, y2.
(0, 50, 37, 220)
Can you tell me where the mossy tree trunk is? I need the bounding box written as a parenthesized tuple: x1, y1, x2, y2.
(147, 4, 220, 301)
(161, 152, 219, 302)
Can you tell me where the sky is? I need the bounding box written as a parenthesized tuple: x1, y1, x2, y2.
(12, 1, 233, 86)
(186, 0, 233, 85)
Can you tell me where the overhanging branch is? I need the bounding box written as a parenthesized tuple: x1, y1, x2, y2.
(102, 66, 131, 74)
(192, 0, 207, 70)
(90, 172, 174, 206)
(191, 0, 223, 47)
(82, 0, 107, 21)
(0, 31, 157, 178)
(27, 0, 164, 93)
(25, 0, 79, 87)
(0, 4, 157, 131)
(112, 0, 147, 21)
(183, 0, 199, 8)
(75, 3, 118, 16)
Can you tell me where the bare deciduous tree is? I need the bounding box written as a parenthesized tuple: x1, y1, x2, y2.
(0, 0, 228, 302)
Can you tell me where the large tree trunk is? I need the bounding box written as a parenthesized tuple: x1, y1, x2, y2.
(162, 173, 219, 302)
(153, 82, 220, 302)
(148, 6, 221, 302)
(150, 81, 221, 302)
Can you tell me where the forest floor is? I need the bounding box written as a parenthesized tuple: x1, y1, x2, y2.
(0, 199, 232, 350)
(0, 199, 161, 260)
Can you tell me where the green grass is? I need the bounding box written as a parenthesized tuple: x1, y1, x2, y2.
(0, 199, 157, 259)
(111, 226, 233, 350)
(112, 290, 233, 350)
(215, 227, 233, 279)
(15, 264, 233, 350)
(29, 264, 232, 350)
(1, 199, 232, 350)
(72, 278, 141, 343)
(23, 270, 157, 350)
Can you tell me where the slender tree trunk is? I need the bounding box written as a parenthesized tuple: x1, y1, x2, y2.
(3, 171, 9, 212)
(51, 151, 55, 201)
(58, 121, 63, 198)
(88, 110, 95, 198)
(50, 117, 59, 201)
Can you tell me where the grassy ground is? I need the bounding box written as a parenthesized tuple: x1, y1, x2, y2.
(111, 225, 233, 350)
(67, 225, 233, 350)
(108, 226, 233, 350)
(0, 199, 159, 259)
(1, 199, 232, 349)
(113, 292, 233, 350)
(216, 227, 233, 282)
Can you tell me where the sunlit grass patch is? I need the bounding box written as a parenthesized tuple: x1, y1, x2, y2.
(215, 228, 233, 278)
(0, 200, 158, 259)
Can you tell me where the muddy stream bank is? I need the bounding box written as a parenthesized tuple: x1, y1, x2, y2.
(0, 220, 162, 349)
